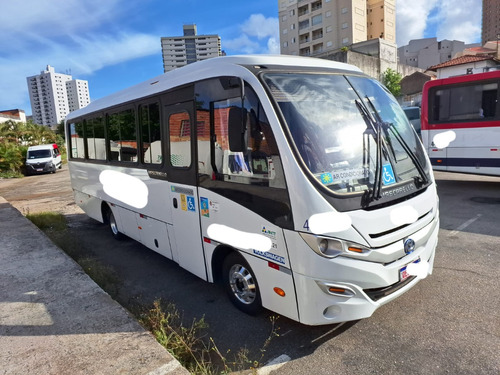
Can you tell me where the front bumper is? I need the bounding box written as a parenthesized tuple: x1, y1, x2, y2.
(26, 162, 55, 174)
(294, 218, 439, 325)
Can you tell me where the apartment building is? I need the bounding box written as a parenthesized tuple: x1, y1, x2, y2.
(26, 65, 90, 127)
(66, 79, 90, 113)
(279, 0, 396, 56)
(482, 0, 500, 45)
(161, 24, 222, 72)
(398, 38, 467, 70)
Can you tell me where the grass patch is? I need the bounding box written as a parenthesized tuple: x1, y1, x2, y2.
(78, 257, 121, 297)
(139, 300, 279, 374)
(0, 171, 24, 178)
(26, 211, 67, 231)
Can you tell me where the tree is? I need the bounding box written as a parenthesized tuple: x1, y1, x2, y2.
(25, 121, 57, 145)
(381, 68, 403, 98)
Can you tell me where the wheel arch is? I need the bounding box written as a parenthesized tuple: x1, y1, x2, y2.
(101, 201, 112, 224)
(211, 245, 235, 283)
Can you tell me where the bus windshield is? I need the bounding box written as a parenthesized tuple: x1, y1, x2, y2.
(263, 73, 430, 198)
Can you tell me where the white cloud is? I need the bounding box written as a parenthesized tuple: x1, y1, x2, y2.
(396, 0, 482, 47)
(396, 0, 439, 46)
(224, 13, 279, 54)
(223, 34, 261, 54)
(434, 0, 482, 44)
(0, 0, 158, 113)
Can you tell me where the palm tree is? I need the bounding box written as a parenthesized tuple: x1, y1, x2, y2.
(24, 121, 57, 145)
(0, 120, 28, 143)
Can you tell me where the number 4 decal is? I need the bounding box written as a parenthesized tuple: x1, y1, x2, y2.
(303, 220, 310, 231)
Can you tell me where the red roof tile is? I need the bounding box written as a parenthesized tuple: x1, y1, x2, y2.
(427, 55, 496, 71)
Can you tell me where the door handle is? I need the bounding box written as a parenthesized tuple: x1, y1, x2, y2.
(173, 197, 178, 209)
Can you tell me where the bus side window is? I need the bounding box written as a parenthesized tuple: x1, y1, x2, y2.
(140, 102, 162, 165)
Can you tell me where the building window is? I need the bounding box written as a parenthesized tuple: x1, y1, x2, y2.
(326, 11, 332, 17)
(342, 37, 349, 45)
(342, 7, 348, 14)
(342, 22, 348, 29)
(311, 14, 322, 26)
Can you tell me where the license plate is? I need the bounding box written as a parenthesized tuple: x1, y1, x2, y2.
(399, 258, 420, 281)
(36, 169, 43, 172)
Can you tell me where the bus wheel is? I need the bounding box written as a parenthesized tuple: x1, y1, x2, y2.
(107, 208, 123, 240)
(222, 252, 262, 315)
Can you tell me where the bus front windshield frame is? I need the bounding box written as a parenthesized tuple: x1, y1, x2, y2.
(262, 72, 430, 204)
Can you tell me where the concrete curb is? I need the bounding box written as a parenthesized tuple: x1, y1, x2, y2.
(0, 196, 189, 375)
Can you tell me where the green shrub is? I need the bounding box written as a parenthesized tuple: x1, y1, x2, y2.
(0, 140, 24, 173)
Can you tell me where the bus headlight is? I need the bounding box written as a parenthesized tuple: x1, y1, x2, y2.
(300, 233, 344, 258)
(300, 233, 370, 258)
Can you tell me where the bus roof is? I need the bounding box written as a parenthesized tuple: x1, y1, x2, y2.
(423, 69, 500, 90)
(66, 55, 363, 121)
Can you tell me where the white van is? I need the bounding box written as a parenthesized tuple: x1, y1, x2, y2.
(25, 144, 62, 175)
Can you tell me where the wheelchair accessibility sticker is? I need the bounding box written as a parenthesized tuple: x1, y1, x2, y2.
(382, 163, 396, 185)
(186, 196, 196, 212)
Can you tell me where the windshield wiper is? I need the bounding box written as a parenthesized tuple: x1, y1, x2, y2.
(386, 124, 429, 186)
(355, 99, 382, 202)
(363, 96, 429, 186)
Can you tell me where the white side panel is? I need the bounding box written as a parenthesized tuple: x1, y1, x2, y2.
(137, 214, 172, 259)
(114, 205, 140, 242)
(73, 190, 103, 222)
(168, 183, 206, 280)
(166, 223, 179, 263)
(197, 187, 298, 320)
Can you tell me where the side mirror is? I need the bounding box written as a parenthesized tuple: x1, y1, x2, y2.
(228, 107, 247, 152)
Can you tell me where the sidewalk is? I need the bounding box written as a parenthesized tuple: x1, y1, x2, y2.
(0, 196, 188, 375)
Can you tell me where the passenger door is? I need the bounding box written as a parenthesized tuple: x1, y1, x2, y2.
(164, 99, 207, 280)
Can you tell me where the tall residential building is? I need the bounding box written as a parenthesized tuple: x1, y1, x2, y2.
(26, 65, 90, 127)
(482, 0, 500, 45)
(161, 24, 222, 72)
(279, 0, 396, 57)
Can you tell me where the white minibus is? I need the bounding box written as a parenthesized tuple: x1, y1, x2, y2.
(66, 55, 439, 325)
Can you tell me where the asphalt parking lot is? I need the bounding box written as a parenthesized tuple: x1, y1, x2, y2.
(0, 169, 499, 374)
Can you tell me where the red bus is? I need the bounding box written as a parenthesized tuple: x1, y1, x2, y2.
(421, 70, 500, 176)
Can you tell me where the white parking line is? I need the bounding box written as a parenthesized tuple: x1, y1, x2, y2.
(257, 354, 291, 375)
(449, 214, 482, 236)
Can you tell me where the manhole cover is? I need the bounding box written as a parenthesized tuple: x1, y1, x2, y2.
(470, 197, 500, 204)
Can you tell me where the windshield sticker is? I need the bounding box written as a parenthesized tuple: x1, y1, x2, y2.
(323, 169, 369, 185)
(320, 173, 333, 185)
(382, 164, 396, 185)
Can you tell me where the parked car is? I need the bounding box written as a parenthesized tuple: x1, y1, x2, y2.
(402, 106, 421, 137)
(25, 144, 62, 175)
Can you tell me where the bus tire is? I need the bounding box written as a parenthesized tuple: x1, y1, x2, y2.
(222, 252, 262, 315)
(106, 207, 123, 240)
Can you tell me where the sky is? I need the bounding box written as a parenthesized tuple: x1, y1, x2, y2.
(0, 0, 483, 117)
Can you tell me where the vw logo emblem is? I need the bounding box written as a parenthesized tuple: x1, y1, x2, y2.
(404, 238, 415, 254)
